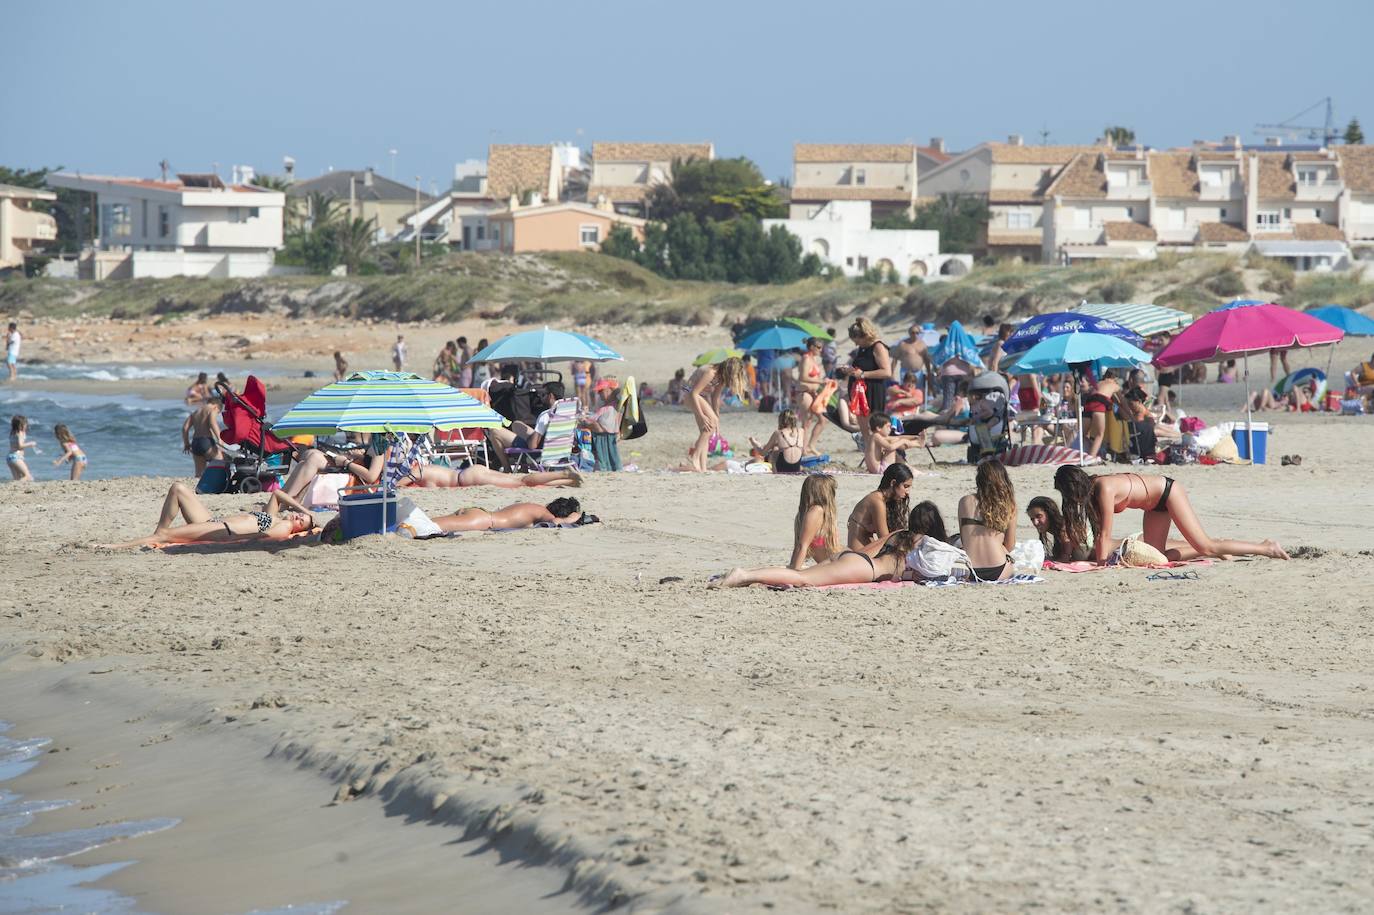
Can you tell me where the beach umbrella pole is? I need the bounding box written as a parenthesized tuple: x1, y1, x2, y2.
(1243, 353, 1254, 465)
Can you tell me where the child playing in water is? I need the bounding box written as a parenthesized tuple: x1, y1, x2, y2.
(52, 424, 88, 480)
(8, 415, 39, 481)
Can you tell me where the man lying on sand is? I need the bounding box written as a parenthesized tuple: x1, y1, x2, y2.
(431, 497, 592, 532)
(105, 482, 317, 549)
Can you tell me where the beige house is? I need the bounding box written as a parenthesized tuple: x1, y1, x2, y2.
(1343, 146, 1374, 245)
(489, 201, 646, 253)
(587, 142, 714, 216)
(789, 144, 928, 220)
(919, 138, 1103, 259)
(0, 184, 57, 270)
(288, 168, 431, 240)
(1043, 147, 1355, 270)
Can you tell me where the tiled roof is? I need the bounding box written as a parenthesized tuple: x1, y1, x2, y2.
(987, 231, 1043, 246)
(587, 183, 657, 203)
(1293, 222, 1345, 241)
(789, 186, 914, 202)
(1104, 221, 1157, 242)
(1043, 152, 1107, 197)
(486, 145, 554, 200)
(290, 170, 425, 202)
(1194, 150, 1244, 161)
(989, 188, 1050, 203)
(1339, 145, 1374, 193)
(1149, 152, 1200, 198)
(1253, 153, 1295, 199)
(918, 146, 952, 164)
(794, 144, 915, 163)
(592, 142, 712, 163)
(1197, 222, 1249, 243)
(987, 143, 1102, 164)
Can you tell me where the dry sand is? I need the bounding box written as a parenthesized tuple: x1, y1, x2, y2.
(3, 325, 1374, 911)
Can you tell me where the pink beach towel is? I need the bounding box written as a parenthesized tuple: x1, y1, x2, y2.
(1043, 558, 1214, 572)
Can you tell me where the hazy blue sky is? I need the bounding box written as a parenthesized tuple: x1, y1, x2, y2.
(3, 0, 1369, 192)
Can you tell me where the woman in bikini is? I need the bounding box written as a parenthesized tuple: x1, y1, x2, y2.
(432, 497, 583, 532)
(1079, 376, 1119, 457)
(796, 337, 828, 452)
(106, 481, 317, 548)
(711, 530, 921, 589)
(957, 459, 1017, 581)
(750, 410, 806, 474)
(686, 357, 748, 473)
(787, 474, 841, 570)
(846, 463, 912, 550)
(1054, 465, 1289, 565)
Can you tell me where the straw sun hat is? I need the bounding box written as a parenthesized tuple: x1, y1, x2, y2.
(1207, 435, 1251, 465)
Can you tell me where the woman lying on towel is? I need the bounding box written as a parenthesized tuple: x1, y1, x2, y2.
(431, 497, 591, 532)
(711, 530, 921, 589)
(106, 481, 317, 548)
(1054, 465, 1289, 564)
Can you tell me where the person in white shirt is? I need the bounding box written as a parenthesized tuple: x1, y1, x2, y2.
(392, 335, 406, 372)
(6, 322, 20, 381)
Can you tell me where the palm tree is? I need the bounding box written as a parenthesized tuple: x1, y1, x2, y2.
(332, 216, 377, 275)
(1103, 126, 1136, 147)
(304, 192, 344, 230)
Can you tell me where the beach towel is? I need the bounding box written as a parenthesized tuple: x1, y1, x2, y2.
(921, 573, 1044, 588)
(1001, 443, 1103, 467)
(1043, 558, 1213, 572)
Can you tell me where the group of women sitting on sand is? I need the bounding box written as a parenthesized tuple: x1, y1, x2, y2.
(712, 462, 1288, 589)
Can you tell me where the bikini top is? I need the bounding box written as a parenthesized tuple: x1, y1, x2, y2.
(959, 514, 1006, 533)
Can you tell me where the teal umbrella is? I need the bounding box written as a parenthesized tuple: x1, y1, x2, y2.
(271, 371, 505, 436)
(469, 327, 623, 364)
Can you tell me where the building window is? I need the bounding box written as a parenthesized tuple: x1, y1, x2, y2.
(249, 207, 260, 219)
(1219, 208, 1228, 220)
(1297, 168, 1319, 186)
(857, 256, 868, 270)
(158, 206, 170, 238)
(1201, 170, 1222, 188)
(1257, 211, 1282, 228)
(476, 225, 486, 241)
(492, 225, 501, 244)
(579, 224, 600, 245)
(854, 168, 866, 186)
(1007, 211, 1032, 229)
(845, 257, 854, 266)
(1315, 208, 1324, 219)
(101, 203, 132, 239)
(1125, 207, 1134, 219)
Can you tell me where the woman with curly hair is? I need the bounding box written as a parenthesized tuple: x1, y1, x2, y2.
(957, 459, 1017, 581)
(1053, 465, 1288, 565)
(1026, 495, 1085, 562)
(686, 356, 749, 473)
(846, 463, 913, 550)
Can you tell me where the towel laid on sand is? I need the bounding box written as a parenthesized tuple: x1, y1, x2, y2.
(1043, 558, 1214, 573)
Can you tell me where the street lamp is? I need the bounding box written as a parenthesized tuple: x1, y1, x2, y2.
(415, 175, 422, 268)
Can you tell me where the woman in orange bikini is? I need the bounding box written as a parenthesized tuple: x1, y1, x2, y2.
(796, 337, 829, 453)
(788, 474, 840, 569)
(1054, 465, 1289, 565)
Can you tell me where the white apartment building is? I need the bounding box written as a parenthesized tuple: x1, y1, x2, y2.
(789, 144, 936, 220)
(1042, 146, 1359, 271)
(48, 172, 285, 279)
(587, 142, 714, 216)
(0, 183, 57, 271)
(763, 200, 971, 282)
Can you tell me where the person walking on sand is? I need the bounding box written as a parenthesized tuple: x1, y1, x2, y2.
(6, 322, 21, 382)
(182, 394, 224, 477)
(185, 372, 211, 407)
(894, 324, 934, 388)
(334, 351, 349, 382)
(457, 336, 473, 387)
(392, 335, 407, 372)
(686, 357, 748, 472)
(52, 423, 88, 480)
(8, 415, 40, 481)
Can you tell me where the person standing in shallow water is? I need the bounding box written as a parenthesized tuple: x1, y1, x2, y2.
(6, 322, 21, 382)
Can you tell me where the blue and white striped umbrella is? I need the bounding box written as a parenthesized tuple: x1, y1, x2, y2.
(271, 371, 506, 436)
(469, 327, 623, 363)
(931, 320, 984, 367)
(1005, 311, 1142, 355)
(1073, 302, 1194, 337)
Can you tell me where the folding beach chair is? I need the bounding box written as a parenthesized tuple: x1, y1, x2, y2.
(505, 398, 579, 471)
(432, 426, 489, 467)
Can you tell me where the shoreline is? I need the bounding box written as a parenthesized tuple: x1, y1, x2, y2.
(0, 653, 653, 914)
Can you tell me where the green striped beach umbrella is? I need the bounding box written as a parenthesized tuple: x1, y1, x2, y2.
(271, 371, 506, 436)
(1073, 302, 1194, 337)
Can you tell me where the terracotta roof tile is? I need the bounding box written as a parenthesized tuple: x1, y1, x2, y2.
(591, 142, 712, 163)
(989, 188, 1049, 203)
(1293, 222, 1345, 241)
(789, 186, 914, 202)
(586, 183, 656, 203)
(794, 144, 916, 163)
(1196, 222, 1249, 243)
(987, 143, 1103, 164)
(1149, 152, 1200, 198)
(1339, 145, 1374, 194)
(987, 231, 1043, 246)
(1043, 152, 1107, 197)
(1253, 153, 1295, 199)
(487, 145, 553, 200)
(1104, 221, 1157, 242)
(918, 146, 952, 164)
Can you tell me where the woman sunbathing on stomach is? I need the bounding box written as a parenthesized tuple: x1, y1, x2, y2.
(846, 464, 913, 549)
(432, 497, 585, 532)
(711, 530, 922, 589)
(106, 481, 317, 548)
(1054, 465, 1289, 564)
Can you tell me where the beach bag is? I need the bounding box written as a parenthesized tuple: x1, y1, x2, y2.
(1116, 536, 1168, 568)
(1010, 539, 1046, 573)
(811, 379, 838, 414)
(305, 472, 352, 509)
(849, 379, 870, 417)
(905, 537, 970, 580)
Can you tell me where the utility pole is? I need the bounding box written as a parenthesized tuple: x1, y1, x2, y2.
(415, 175, 422, 268)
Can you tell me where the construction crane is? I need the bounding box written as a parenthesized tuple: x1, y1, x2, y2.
(1256, 97, 1337, 146)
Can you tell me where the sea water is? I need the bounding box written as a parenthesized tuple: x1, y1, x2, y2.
(0, 364, 294, 481)
(0, 722, 346, 914)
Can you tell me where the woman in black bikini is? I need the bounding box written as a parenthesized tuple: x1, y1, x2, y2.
(107, 481, 317, 548)
(1054, 465, 1289, 565)
(957, 459, 1017, 581)
(711, 530, 921, 589)
(750, 410, 806, 473)
(846, 464, 913, 549)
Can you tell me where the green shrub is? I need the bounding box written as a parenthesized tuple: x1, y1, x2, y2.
(1092, 277, 1137, 303)
(1153, 284, 1216, 313)
(1204, 268, 1246, 297)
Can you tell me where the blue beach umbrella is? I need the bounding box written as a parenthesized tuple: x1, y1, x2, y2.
(1004, 311, 1142, 355)
(271, 371, 506, 436)
(738, 323, 811, 352)
(931, 320, 984, 366)
(1307, 305, 1374, 336)
(1004, 331, 1153, 376)
(469, 327, 623, 364)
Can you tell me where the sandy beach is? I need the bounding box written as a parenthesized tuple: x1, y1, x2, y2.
(3, 317, 1374, 911)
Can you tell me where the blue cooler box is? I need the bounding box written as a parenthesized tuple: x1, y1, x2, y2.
(339, 491, 399, 539)
(196, 460, 230, 494)
(1231, 422, 1268, 464)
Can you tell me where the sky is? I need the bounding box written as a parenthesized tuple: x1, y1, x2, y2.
(3, 0, 1371, 193)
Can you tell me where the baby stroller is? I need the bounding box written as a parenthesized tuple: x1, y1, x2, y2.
(966, 372, 1012, 464)
(213, 376, 295, 493)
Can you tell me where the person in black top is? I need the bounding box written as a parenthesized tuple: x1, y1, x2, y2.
(840, 318, 894, 454)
